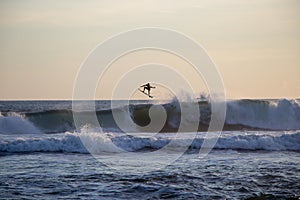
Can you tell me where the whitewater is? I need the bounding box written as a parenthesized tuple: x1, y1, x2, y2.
(1, 99, 300, 199)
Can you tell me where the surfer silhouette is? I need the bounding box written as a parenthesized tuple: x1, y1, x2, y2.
(140, 83, 155, 96)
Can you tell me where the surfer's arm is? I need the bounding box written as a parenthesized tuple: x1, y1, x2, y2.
(150, 86, 156, 88)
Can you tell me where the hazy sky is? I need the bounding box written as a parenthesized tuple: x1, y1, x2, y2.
(0, 0, 299, 99)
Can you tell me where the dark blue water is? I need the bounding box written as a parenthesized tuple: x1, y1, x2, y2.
(1, 151, 299, 199)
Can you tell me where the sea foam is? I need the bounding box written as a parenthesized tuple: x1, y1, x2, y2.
(1, 131, 299, 153)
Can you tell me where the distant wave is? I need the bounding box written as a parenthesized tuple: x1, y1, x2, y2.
(0, 98, 300, 134)
(1, 131, 299, 153)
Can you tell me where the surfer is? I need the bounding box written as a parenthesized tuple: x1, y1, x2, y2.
(140, 83, 155, 96)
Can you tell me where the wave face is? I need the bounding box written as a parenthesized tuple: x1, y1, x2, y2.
(0, 99, 299, 134)
(1, 131, 299, 153)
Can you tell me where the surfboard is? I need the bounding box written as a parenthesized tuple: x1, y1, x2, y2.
(138, 89, 153, 98)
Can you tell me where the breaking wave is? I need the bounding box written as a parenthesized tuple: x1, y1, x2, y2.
(0, 131, 299, 153)
(0, 98, 299, 134)
(226, 99, 300, 130)
(0, 112, 40, 134)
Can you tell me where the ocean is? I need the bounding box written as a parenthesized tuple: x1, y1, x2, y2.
(0, 99, 300, 199)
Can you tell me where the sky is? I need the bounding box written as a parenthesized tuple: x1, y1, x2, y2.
(0, 0, 299, 100)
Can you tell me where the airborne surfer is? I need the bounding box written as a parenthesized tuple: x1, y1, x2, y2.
(140, 83, 155, 96)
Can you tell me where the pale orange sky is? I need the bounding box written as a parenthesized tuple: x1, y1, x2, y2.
(0, 0, 299, 99)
